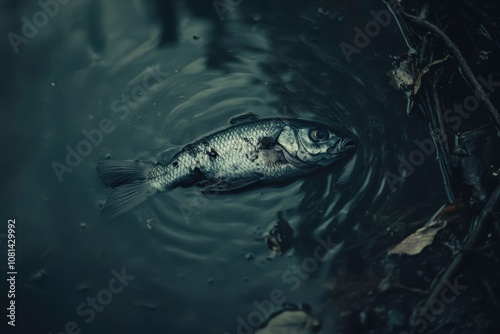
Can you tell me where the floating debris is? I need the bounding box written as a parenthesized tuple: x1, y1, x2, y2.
(389, 56, 414, 91)
(318, 7, 330, 15)
(79, 222, 87, 232)
(389, 213, 447, 255)
(256, 303, 321, 334)
(263, 212, 294, 259)
(389, 202, 471, 256)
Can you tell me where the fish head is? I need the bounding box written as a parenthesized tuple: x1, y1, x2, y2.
(276, 122, 356, 167)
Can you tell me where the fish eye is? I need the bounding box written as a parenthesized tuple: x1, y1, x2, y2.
(309, 129, 329, 142)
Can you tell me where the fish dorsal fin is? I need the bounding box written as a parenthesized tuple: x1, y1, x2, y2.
(229, 113, 259, 125)
(156, 148, 178, 164)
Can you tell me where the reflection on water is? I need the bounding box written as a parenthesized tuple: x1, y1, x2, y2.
(2, 0, 448, 333)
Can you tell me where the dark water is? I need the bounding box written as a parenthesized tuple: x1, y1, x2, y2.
(2, 0, 448, 333)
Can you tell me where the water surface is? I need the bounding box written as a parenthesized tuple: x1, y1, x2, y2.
(1, 1, 448, 333)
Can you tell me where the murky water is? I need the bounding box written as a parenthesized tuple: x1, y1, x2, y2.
(2, 0, 449, 333)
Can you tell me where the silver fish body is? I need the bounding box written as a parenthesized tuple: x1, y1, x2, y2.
(97, 117, 355, 218)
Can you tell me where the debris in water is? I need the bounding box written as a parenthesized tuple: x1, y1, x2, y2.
(412, 55, 450, 95)
(389, 215, 447, 256)
(256, 303, 321, 334)
(79, 222, 87, 232)
(263, 212, 294, 259)
(388, 56, 414, 91)
(389, 202, 471, 256)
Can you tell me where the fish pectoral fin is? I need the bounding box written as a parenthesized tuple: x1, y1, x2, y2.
(229, 113, 260, 125)
(156, 148, 179, 164)
(198, 176, 262, 192)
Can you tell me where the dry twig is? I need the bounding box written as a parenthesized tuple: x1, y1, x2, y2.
(403, 13, 500, 128)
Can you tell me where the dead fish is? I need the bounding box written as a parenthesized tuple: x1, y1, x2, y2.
(97, 115, 356, 218)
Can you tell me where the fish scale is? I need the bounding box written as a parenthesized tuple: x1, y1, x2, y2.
(148, 119, 292, 190)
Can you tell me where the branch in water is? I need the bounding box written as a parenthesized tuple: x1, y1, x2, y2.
(403, 12, 500, 129)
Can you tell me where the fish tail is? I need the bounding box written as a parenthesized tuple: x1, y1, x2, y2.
(96, 160, 159, 218)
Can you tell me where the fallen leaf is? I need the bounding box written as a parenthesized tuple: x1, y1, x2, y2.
(256, 309, 321, 334)
(389, 218, 447, 255)
(389, 57, 414, 90)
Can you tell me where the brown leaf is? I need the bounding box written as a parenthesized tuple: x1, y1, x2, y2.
(389, 218, 447, 256)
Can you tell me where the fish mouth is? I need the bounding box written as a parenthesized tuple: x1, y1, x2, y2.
(327, 138, 356, 157)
